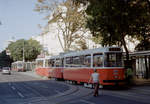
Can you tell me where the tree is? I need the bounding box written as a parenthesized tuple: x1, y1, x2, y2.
(0, 50, 13, 67)
(76, 0, 150, 61)
(71, 38, 88, 51)
(132, 0, 150, 79)
(7, 39, 42, 61)
(35, 0, 61, 19)
(35, 0, 88, 52)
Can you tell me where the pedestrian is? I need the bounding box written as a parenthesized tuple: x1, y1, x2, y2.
(89, 69, 100, 97)
(126, 68, 133, 85)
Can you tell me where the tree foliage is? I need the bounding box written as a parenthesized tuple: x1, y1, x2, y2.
(76, 0, 150, 60)
(0, 50, 13, 67)
(7, 39, 42, 61)
(35, 0, 88, 52)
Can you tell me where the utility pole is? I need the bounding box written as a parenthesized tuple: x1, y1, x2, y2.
(23, 41, 25, 62)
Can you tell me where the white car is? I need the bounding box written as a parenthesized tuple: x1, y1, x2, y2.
(2, 67, 11, 75)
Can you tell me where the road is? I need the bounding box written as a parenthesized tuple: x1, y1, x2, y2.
(0, 71, 150, 104)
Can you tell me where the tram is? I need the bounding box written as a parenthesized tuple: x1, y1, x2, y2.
(11, 61, 36, 72)
(11, 61, 25, 72)
(35, 47, 125, 86)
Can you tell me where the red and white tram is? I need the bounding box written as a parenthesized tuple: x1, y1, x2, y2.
(63, 47, 125, 86)
(35, 57, 51, 77)
(48, 55, 64, 80)
(11, 61, 25, 72)
(11, 61, 36, 72)
(35, 47, 125, 86)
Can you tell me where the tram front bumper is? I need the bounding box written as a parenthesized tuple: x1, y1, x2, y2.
(103, 80, 126, 85)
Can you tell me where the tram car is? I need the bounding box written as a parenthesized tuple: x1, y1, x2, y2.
(63, 47, 125, 86)
(11, 61, 36, 72)
(11, 61, 26, 72)
(35, 57, 51, 77)
(35, 47, 125, 86)
(48, 55, 64, 80)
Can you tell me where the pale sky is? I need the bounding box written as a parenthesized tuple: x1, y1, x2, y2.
(0, 0, 47, 51)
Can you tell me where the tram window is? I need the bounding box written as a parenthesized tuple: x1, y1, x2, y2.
(46, 59, 53, 67)
(37, 60, 43, 67)
(116, 53, 122, 67)
(61, 58, 64, 67)
(50, 59, 55, 67)
(80, 55, 85, 67)
(45, 59, 48, 67)
(65, 57, 73, 67)
(93, 54, 103, 67)
(73, 56, 80, 67)
(104, 53, 123, 67)
(55, 58, 62, 67)
(84, 55, 91, 67)
(18, 63, 23, 68)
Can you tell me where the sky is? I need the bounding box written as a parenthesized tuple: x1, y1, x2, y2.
(0, 0, 47, 51)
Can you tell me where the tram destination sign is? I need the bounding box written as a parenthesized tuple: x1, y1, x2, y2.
(109, 48, 121, 51)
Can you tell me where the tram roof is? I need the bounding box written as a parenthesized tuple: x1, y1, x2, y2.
(35, 47, 122, 60)
(64, 47, 122, 57)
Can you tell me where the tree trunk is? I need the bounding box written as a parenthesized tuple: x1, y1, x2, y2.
(122, 36, 129, 61)
(146, 0, 150, 10)
(145, 56, 149, 79)
(57, 30, 64, 51)
(149, 56, 150, 78)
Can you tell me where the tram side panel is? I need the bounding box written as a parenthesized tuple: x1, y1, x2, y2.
(63, 68, 94, 83)
(63, 68, 125, 85)
(97, 68, 125, 85)
(44, 68, 51, 77)
(35, 67, 51, 77)
(50, 68, 63, 79)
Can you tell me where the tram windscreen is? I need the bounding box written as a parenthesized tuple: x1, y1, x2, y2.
(37, 60, 43, 67)
(18, 63, 23, 68)
(104, 53, 123, 67)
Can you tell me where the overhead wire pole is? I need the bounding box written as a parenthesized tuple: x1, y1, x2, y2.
(23, 41, 25, 62)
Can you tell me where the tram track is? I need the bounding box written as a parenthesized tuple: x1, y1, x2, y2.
(16, 72, 94, 104)
(4, 72, 83, 104)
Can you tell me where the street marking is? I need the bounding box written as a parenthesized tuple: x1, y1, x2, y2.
(55, 90, 65, 95)
(11, 86, 16, 90)
(80, 99, 95, 104)
(17, 92, 24, 98)
(8, 83, 11, 86)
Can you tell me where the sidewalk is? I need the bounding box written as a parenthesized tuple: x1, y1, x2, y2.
(133, 78, 150, 86)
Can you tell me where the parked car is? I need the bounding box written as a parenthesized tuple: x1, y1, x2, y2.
(2, 67, 11, 75)
(0, 66, 2, 72)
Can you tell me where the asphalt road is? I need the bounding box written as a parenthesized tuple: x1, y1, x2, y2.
(0, 71, 150, 104)
(0, 72, 70, 104)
